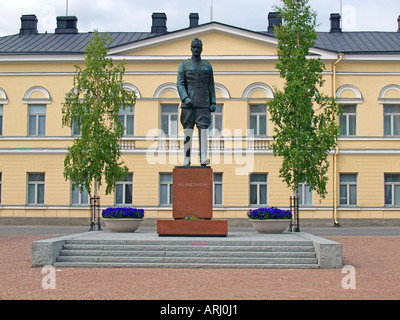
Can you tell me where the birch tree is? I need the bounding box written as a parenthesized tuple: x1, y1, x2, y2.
(62, 30, 136, 200)
(269, 0, 341, 200)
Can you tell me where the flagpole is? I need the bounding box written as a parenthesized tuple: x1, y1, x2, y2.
(210, 0, 213, 21)
(66, 0, 69, 16)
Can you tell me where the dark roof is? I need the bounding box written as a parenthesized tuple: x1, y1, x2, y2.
(0, 22, 399, 55)
(257, 30, 400, 54)
(0, 32, 153, 55)
(315, 32, 400, 54)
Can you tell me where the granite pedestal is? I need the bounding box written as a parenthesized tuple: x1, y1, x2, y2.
(157, 166, 228, 236)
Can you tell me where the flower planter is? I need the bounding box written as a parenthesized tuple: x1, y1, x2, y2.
(102, 218, 143, 232)
(101, 207, 144, 232)
(249, 219, 290, 234)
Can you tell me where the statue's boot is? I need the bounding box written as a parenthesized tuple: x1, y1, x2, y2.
(199, 128, 210, 166)
(183, 128, 192, 166)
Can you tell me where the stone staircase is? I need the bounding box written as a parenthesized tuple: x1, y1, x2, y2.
(54, 238, 319, 269)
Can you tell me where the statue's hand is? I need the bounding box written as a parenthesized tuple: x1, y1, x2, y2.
(210, 104, 216, 113)
(184, 97, 194, 107)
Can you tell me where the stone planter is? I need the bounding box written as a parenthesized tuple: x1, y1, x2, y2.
(249, 219, 290, 234)
(102, 218, 143, 232)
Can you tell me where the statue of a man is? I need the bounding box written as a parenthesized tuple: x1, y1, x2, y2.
(177, 37, 216, 166)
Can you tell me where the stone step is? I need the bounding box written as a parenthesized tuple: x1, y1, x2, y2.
(58, 249, 317, 259)
(54, 261, 320, 269)
(64, 239, 314, 247)
(61, 243, 315, 253)
(56, 255, 318, 265)
(56, 237, 319, 268)
(32, 231, 343, 269)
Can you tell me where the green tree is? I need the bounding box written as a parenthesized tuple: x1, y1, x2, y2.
(62, 30, 136, 200)
(268, 0, 341, 200)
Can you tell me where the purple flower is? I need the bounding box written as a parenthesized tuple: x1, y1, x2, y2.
(102, 207, 144, 219)
(247, 207, 292, 220)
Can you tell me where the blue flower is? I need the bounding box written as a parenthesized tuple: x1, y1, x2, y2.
(247, 207, 292, 220)
(102, 207, 144, 219)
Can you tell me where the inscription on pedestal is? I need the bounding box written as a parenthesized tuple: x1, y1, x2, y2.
(172, 166, 213, 219)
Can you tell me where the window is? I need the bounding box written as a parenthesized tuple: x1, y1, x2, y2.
(115, 173, 133, 205)
(385, 174, 400, 206)
(340, 174, 357, 206)
(249, 104, 267, 136)
(71, 183, 89, 205)
(298, 182, 313, 206)
(384, 105, 400, 136)
(118, 105, 135, 136)
(161, 104, 178, 135)
(27, 173, 45, 205)
(72, 119, 80, 136)
(213, 173, 223, 206)
(209, 104, 223, 134)
(160, 173, 173, 206)
(250, 173, 267, 205)
(71, 101, 83, 136)
(28, 105, 46, 136)
(0, 105, 3, 136)
(339, 105, 357, 136)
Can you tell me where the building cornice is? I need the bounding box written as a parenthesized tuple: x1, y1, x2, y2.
(341, 54, 400, 62)
(0, 54, 84, 63)
(0, 54, 339, 63)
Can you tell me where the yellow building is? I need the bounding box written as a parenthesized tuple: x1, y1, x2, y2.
(0, 12, 399, 226)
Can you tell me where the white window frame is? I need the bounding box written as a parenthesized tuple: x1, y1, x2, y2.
(115, 173, 133, 205)
(298, 182, 313, 206)
(0, 105, 3, 136)
(118, 105, 135, 136)
(339, 174, 357, 206)
(71, 183, 89, 206)
(384, 104, 400, 137)
(209, 104, 223, 135)
(213, 173, 223, 206)
(161, 104, 179, 136)
(27, 173, 45, 205)
(385, 174, 400, 206)
(249, 104, 268, 136)
(159, 173, 173, 206)
(28, 105, 46, 136)
(339, 104, 357, 136)
(249, 173, 268, 206)
(72, 119, 81, 136)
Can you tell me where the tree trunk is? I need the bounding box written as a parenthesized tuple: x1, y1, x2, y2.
(89, 178, 102, 231)
(292, 188, 300, 232)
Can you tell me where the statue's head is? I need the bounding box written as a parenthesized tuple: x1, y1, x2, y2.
(191, 37, 203, 57)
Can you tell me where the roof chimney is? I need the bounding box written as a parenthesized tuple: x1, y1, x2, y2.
(398, 15, 400, 32)
(19, 15, 38, 35)
(151, 12, 167, 34)
(330, 13, 342, 33)
(189, 13, 199, 28)
(55, 16, 78, 34)
(267, 12, 281, 34)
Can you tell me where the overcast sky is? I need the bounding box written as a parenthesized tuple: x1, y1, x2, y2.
(0, 0, 399, 36)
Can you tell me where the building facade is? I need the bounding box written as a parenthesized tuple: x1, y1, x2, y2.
(0, 12, 400, 226)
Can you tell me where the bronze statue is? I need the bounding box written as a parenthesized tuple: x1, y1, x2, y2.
(177, 37, 216, 166)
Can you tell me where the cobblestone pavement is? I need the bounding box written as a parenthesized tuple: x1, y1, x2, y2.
(0, 226, 399, 301)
